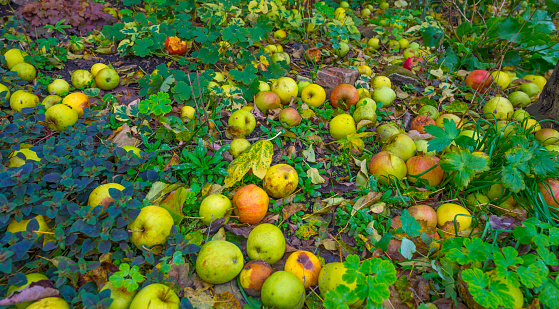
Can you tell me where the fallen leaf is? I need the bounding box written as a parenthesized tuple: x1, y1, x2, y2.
(163, 153, 181, 172)
(213, 292, 241, 309)
(281, 203, 307, 223)
(224, 140, 273, 187)
(352, 192, 382, 215)
(0, 281, 60, 306)
(307, 167, 325, 185)
(111, 123, 139, 147)
(168, 263, 190, 293)
(185, 287, 214, 309)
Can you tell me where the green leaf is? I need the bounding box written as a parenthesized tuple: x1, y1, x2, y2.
(462, 268, 499, 309)
(537, 247, 558, 266)
(493, 246, 523, 269)
(421, 26, 443, 47)
(439, 149, 489, 190)
(539, 277, 559, 309)
(425, 118, 460, 152)
(132, 38, 154, 57)
(194, 47, 220, 64)
(517, 260, 549, 288)
(399, 237, 416, 260)
(400, 210, 421, 237)
(230, 65, 257, 85)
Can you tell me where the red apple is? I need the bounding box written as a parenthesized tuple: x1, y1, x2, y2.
(369, 151, 407, 185)
(407, 204, 437, 229)
(406, 155, 444, 187)
(330, 84, 359, 110)
(410, 115, 436, 134)
(537, 178, 559, 212)
(403, 57, 424, 71)
(466, 70, 493, 93)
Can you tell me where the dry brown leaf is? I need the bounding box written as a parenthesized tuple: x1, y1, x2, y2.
(163, 153, 181, 172)
(213, 292, 241, 309)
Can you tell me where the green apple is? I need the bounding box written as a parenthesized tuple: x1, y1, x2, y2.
(508, 91, 531, 107)
(380, 1, 389, 9)
(45, 104, 79, 131)
(47, 79, 70, 96)
(87, 183, 125, 209)
(339, 1, 349, 8)
(483, 96, 514, 120)
(356, 98, 376, 110)
(95, 68, 120, 90)
(353, 105, 377, 124)
(361, 8, 371, 17)
(512, 109, 530, 121)
(382, 133, 417, 161)
(271, 52, 290, 65)
(6, 273, 49, 309)
(417, 105, 440, 120)
(91, 63, 109, 77)
(129, 284, 179, 309)
(403, 48, 418, 59)
(196, 240, 244, 284)
(247, 223, 285, 264)
(230, 138, 251, 158)
(367, 37, 380, 49)
(335, 42, 350, 57)
(228, 109, 256, 137)
(181, 106, 195, 121)
(42, 95, 62, 109)
(0, 83, 10, 102)
(297, 80, 311, 96)
(258, 81, 270, 92)
(101, 282, 138, 309)
(3, 48, 27, 69)
(409, 42, 421, 50)
(8, 147, 40, 168)
(199, 194, 232, 225)
(128, 206, 174, 249)
(372, 86, 396, 107)
(10, 90, 39, 112)
(71, 69, 95, 89)
(261, 271, 305, 309)
(274, 29, 287, 40)
(11, 63, 36, 82)
(330, 114, 356, 140)
(271, 77, 298, 105)
(27, 297, 69, 309)
(518, 82, 540, 97)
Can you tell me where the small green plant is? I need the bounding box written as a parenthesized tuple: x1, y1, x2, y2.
(109, 263, 145, 292)
(173, 138, 229, 187)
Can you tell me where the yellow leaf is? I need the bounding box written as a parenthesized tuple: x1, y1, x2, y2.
(307, 167, 325, 185)
(224, 140, 273, 187)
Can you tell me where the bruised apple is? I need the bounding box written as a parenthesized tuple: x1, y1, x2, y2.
(466, 70, 493, 93)
(330, 84, 359, 110)
(403, 56, 424, 71)
(410, 115, 436, 133)
(407, 205, 437, 229)
(239, 259, 273, 297)
(406, 155, 444, 187)
(232, 184, 269, 224)
(263, 164, 298, 198)
(284, 251, 322, 288)
(369, 151, 407, 185)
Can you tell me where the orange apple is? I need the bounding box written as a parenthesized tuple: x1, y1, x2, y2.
(466, 70, 493, 93)
(239, 259, 273, 297)
(410, 115, 436, 134)
(284, 251, 322, 289)
(232, 184, 269, 224)
(406, 155, 444, 187)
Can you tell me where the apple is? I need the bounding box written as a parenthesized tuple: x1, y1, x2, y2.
(228, 109, 256, 137)
(10, 90, 39, 112)
(518, 82, 541, 97)
(335, 42, 350, 57)
(399, 38, 410, 49)
(95, 68, 120, 90)
(7, 215, 48, 239)
(129, 284, 179, 309)
(71, 69, 95, 89)
(410, 115, 436, 133)
(284, 251, 322, 288)
(271, 77, 298, 105)
(330, 114, 356, 140)
(6, 273, 49, 309)
(261, 271, 305, 309)
(196, 240, 244, 284)
(279, 107, 302, 128)
(403, 57, 424, 71)
(271, 52, 290, 65)
(247, 223, 285, 264)
(372, 76, 392, 89)
(417, 105, 439, 120)
(230, 138, 251, 158)
(406, 155, 444, 187)
(465, 70, 493, 93)
(319, 263, 364, 308)
(297, 80, 311, 96)
(367, 37, 380, 49)
(128, 206, 174, 250)
(353, 104, 377, 124)
(8, 147, 40, 168)
(27, 297, 70, 309)
(334, 9, 346, 20)
(361, 8, 371, 17)
(369, 151, 407, 185)
(436, 113, 462, 128)
(357, 97, 376, 109)
(263, 164, 298, 198)
(380, 1, 389, 9)
(199, 194, 232, 225)
(537, 179, 559, 211)
(180, 106, 195, 121)
(11, 63, 36, 82)
(264, 44, 278, 55)
(403, 48, 418, 59)
(535, 128, 559, 145)
(0, 83, 10, 102)
(523, 74, 547, 91)
(62, 92, 90, 117)
(100, 282, 138, 309)
(4, 48, 27, 69)
(232, 184, 269, 224)
(491, 71, 510, 89)
(45, 104, 79, 132)
(91, 63, 109, 77)
(483, 96, 514, 120)
(407, 205, 437, 229)
(357, 88, 371, 99)
(372, 86, 396, 107)
(254, 91, 281, 112)
(512, 109, 530, 121)
(409, 42, 420, 50)
(274, 29, 287, 40)
(436, 203, 471, 232)
(42, 95, 62, 109)
(258, 81, 270, 92)
(377, 123, 400, 143)
(330, 84, 359, 110)
(388, 40, 400, 50)
(508, 91, 531, 108)
(383, 133, 417, 161)
(301, 84, 326, 108)
(239, 260, 273, 297)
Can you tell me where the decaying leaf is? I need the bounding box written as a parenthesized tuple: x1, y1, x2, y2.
(224, 140, 273, 187)
(213, 291, 241, 309)
(185, 287, 214, 309)
(351, 191, 382, 215)
(0, 281, 59, 306)
(307, 167, 325, 185)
